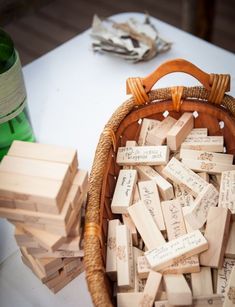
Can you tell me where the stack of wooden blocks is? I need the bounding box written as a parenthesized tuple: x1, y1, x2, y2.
(106, 113, 235, 306)
(0, 141, 88, 293)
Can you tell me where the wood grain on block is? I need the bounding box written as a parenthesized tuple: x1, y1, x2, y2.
(138, 180, 165, 231)
(217, 258, 235, 296)
(197, 172, 210, 182)
(111, 169, 137, 214)
(163, 274, 192, 306)
(184, 184, 219, 230)
(59, 235, 82, 252)
(200, 207, 231, 268)
(117, 292, 142, 307)
(133, 184, 140, 203)
(191, 267, 213, 296)
(182, 158, 235, 174)
(219, 170, 235, 213)
(106, 219, 121, 280)
(139, 271, 162, 307)
(166, 112, 194, 151)
(145, 230, 208, 271)
(180, 149, 234, 165)
(193, 294, 223, 306)
(161, 199, 200, 274)
(162, 157, 209, 197)
(223, 266, 235, 307)
(116, 146, 169, 166)
(116, 224, 134, 289)
(14, 227, 39, 248)
(181, 136, 224, 152)
(122, 213, 138, 246)
(22, 225, 66, 252)
(72, 169, 88, 194)
(132, 247, 145, 292)
(226, 221, 235, 258)
(127, 202, 165, 250)
(187, 128, 208, 137)
(0, 172, 68, 213)
(35, 258, 63, 276)
(137, 256, 150, 279)
(145, 116, 177, 146)
(8, 140, 78, 172)
(136, 166, 174, 200)
(138, 118, 160, 146)
(63, 258, 81, 274)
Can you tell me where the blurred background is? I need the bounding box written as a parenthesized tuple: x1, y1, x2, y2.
(1, 0, 234, 66)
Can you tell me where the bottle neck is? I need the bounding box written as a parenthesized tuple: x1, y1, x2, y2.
(0, 28, 17, 74)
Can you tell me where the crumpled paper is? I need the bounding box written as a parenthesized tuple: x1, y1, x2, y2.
(91, 15, 171, 62)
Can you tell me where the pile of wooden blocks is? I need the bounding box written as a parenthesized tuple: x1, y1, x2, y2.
(106, 113, 235, 306)
(0, 141, 88, 293)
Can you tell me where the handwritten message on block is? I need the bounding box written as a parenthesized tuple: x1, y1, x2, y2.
(185, 184, 219, 230)
(182, 159, 235, 174)
(116, 146, 169, 166)
(181, 136, 224, 152)
(217, 258, 235, 296)
(145, 230, 208, 271)
(138, 118, 160, 146)
(219, 170, 235, 214)
(180, 149, 233, 165)
(163, 157, 209, 197)
(187, 128, 208, 137)
(111, 169, 137, 214)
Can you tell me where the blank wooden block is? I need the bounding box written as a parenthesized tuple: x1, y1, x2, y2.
(223, 266, 235, 307)
(127, 201, 165, 250)
(191, 267, 213, 296)
(117, 292, 142, 307)
(193, 294, 223, 306)
(139, 271, 162, 307)
(217, 258, 235, 296)
(200, 207, 231, 268)
(138, 118, 160, 146)
(225, 221, 235, 258)
(163, 274, 192, 306)
(145, 230, 208, 271)
(8, 140, 78, 172)
(106, 219, 121, 280)
(138, 180, 165, 231)
(145, 116, 177, 146)
(184, 184, 219, 230)
(219, 170, 235, 213)
(197, 172, 210, 182)
(122, 213, 138, 246)
(116, 224, 134, 290)
(167, 112, 194, 151)
(116, 146, 169, 166)
(163, 157, 209, 197)
(111, 169, 137, 214)
(181, 136, 224, 152)
(136, 165, 174, 200)
(180, 148, 234, 164)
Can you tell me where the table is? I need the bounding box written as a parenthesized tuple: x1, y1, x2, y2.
(0, 12, 234, 307)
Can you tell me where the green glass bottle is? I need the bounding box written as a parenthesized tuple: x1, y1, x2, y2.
(0, 28, 35, 160)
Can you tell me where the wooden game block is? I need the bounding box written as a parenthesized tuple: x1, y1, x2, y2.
(116, 224, 134, 290)
(35, 258, 64, 276)
(0, 172, 69, 213)
(162, 157, 209, 197)
(14, 227, 40, 248)
(217, 258, 235, 296)
(27, 247, 84, 258)
(166, 112, 194, 151)
(137, 256, 150, 279)
(184, 184, 219, 230)
(197, 172, 210, 182)
(163, 274, 192, 306)
(145, 230, 208, 271)
(122, 213, 138, 246)
(132, 184, 140, 203)
(153, 165, 169, 180)
(117, 292, 143, 307)
(116, 146, 170, 166)
(127, 201, 165, 250)
(136, 166, 174, 200)
(225, 221, 235, 258)
(126, 140, 137, 147)
(187, 128, 208, 137)
(72, 169, 89, 195)
(145, 116, 177, 146)
(191, 267, 213, 296)
(106, 219, 121, 280)
(173, 182, 194, 207)
(219, 170, 235, 213)
(8, 140, 78, 173)
(138, 180, 165, 231)
(200, 207, 231, 268)
(63, 258, 82, 274)
(139, 271, 162, 307)
(138, 118, 160, 146)
(59, 235, 82, 252)
(132, 247, 145, 292)
(182, 158, 235, 174)
(181, 136, 224, 152)
(193, 294, 223, 306)
(180, 148, 234, 165)
(111, 169, 137, 214)
(223, 266, 235, 307)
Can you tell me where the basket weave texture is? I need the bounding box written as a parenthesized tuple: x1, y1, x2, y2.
(84, 86, 235, 307)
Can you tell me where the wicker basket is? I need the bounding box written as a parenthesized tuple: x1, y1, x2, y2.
(84, 59, 235, 307)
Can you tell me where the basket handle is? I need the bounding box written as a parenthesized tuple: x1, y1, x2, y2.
(126, 58, 230, 105)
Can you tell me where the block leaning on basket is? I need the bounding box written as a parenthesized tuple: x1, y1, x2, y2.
(84, 59, 235, 307)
